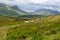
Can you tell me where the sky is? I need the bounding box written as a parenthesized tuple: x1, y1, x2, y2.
(0, 0, 60, 12)
(0, 0, 60, 5)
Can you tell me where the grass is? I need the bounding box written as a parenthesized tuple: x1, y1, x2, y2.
(0, 15, 60, 40)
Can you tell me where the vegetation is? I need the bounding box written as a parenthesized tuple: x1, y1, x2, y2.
(0, 15, 60, 40)
(0, 3, 28, 17)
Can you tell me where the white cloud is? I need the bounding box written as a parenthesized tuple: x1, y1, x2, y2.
(0, 0, 60, 5)
(30, 0, 48, 3)
(0, 0, 60, 12)
(0, 0, 16, 5)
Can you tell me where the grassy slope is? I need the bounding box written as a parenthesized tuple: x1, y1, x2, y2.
(0, 16, 15, 26)
(0, 5, 19, 17)
(0, 3, 28, 17)
(0, 15, 60, 40)
(0, 16, 25, 26)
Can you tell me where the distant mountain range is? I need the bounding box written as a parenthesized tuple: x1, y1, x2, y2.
(31, 9, 60, 16)
(0, 3, 60, 17)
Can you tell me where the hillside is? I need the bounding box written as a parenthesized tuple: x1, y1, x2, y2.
(0, 15, 60, 40)
(0, 16, 18, 26)
(0, 3, 28, 17)
(0, 16, 30, 26)
(32, 9, 60, 16)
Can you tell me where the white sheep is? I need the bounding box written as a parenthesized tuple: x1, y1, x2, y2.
(24, 21, 29, 23)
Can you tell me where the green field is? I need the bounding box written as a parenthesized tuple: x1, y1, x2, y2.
(0, 15, 60, 40)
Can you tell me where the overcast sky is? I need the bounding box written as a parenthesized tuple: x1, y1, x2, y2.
(0, 0, 60, 12)
(0, 0, 60, 4)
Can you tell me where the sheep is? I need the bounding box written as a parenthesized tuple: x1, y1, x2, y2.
(24, 21, 29, 23)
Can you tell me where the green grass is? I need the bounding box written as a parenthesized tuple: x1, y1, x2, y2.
(0, 15, 60, 40)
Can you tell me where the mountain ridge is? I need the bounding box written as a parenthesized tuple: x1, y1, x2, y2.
(0, 3, 28, 17)
(0, 3, 60, 17)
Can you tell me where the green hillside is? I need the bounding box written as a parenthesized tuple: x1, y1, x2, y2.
(0, 16, 29, 26)
(0, 16, 18, 26)
(0, 3, 27, 17)
(0, 15, 60, 40)
(0, 16, 14, 25)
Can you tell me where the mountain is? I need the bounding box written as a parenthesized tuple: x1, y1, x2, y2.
(0, 3, 60, 17)
(11, 5, 60, 16)
(11, 5, 29, 15)
(12, 5, 22, 11)
(31, 9, 60, 16)
(0, 3, 28, 17)
(16, 3, 60, 12)
(12, 5, 28, 13)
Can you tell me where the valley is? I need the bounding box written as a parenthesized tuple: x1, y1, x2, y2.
(0, 15, 60, 40)
(0, 3, 60, 40)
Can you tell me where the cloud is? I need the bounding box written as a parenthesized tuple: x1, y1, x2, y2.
(0, 0, 16, 5)
(0, 0, 60, 12)
(30, 0, 48, 3)
(0, 0, 60, 5)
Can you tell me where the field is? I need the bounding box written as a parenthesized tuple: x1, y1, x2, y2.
(0, 15, 60, 40)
